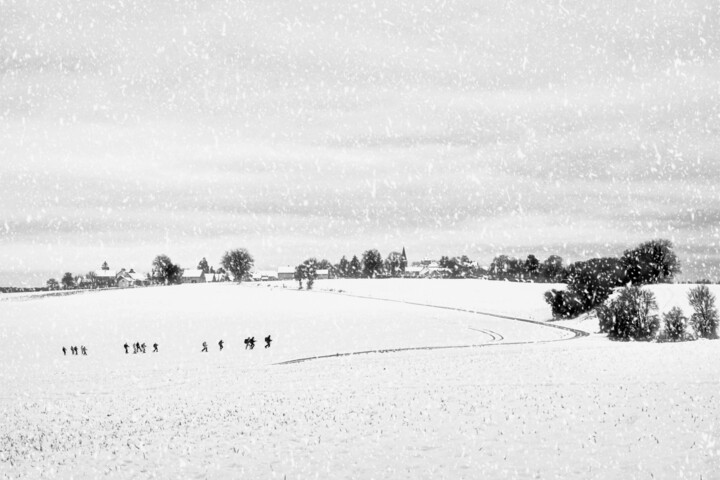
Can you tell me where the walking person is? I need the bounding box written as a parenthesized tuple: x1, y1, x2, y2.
(133, 343, 138, 354)
(124, 343, 129, 354)
(218, 340, 224, 351)
(244, 337, 250, 350)
(264, 335, 272, 348)
(81, 346, 87, 356)
(73, 346, 78, 355)
(153, 343, 158, 353)
(249, 337, 255, 350)
(201, 341, 208, 353)
(141, 343, 146, 354)
(62, 346, 67, 356)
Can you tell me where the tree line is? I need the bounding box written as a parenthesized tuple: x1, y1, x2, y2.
(41, 239, 683, 300)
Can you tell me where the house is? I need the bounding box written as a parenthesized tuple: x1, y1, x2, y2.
(182, 269, 206, 284)
(420, 267, 452, 278)
(255, 270, 279, 281)
(117, 271, 148, 288)
(277, 266, 295, 280)
(403, 266, 424, 278)
(316, 269, 329, 280)
(93, 269, 118, 288)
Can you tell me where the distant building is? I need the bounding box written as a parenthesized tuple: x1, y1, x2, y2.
(316, 269, 330, 280)
(181, 269, 206, 284)
(403, 266, 423, 278)
(93, 269, 118, 288)
(254, 270, 279, 281)
(402, 264, 452, 278)
(277, 266, 295, 280)
(117, 271, 148, 288)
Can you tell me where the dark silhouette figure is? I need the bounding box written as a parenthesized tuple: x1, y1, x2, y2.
(218, 340, 224, 351)
(124, 343, 129, 354)
(133, 343, 138, 354)
(81, 346, 87, 356)
(248, 337, 256, 350)
(62, 347, 67, 356)
(141, 343, 146, 353)
(201, 341, 208, 352)
(244, 338, 250, 349)
(265, 335, 272, 348)
(73, 346, 79, 355)
(153, 343, 158, 353)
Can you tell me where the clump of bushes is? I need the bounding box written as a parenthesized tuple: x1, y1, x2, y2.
(544, 239, 681, 320)
(598, 286, 660, 341)
(544, 289, 585, 319)
(544, 257, 624, 318)
(597, 285, 718, 342)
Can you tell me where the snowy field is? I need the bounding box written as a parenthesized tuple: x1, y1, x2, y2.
(1, 281, 719, 479)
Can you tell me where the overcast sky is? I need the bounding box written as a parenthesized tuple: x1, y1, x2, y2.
(1, 0, 719, 285)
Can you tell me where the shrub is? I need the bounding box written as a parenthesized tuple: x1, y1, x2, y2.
(565, 257, 625, 311)
(662, 307, 688, 341)
(601, 286, 660, 341)
(688, 285, 719, 339)
(544, 289, 587, 319)
(596, 304, 616, 334)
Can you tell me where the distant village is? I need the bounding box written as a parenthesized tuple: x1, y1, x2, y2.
(1, 244, 588, 294)
(42, 258, 471, 291)
(7, 246, 507, 294)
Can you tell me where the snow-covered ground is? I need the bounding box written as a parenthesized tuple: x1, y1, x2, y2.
(279, 278, 562, 321)
(1, 281, 718, 479)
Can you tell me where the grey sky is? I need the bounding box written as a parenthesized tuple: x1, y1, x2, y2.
(1, 0, 719, 285)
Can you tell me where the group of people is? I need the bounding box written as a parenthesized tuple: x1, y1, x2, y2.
(124, 342, 159, 354)
(62, 346, 87, 355)
(64, 336, 273, 356)
(200, 335, 272, 352)
(246, 335, 272, 349)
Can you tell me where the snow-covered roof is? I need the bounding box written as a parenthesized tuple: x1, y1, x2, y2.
(405, 267, 423, 273)
(183, 269, 205, 278)
(258, 270, 278, 277)
(316, 269, 329, 275)
(277, 266, 295, 274)
(94, 270, 118, 278)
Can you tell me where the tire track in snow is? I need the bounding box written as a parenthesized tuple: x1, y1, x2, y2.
(468, 327, 504, 342)
(274, 288, 588, 365)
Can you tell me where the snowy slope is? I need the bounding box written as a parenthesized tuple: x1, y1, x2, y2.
(272, 278, 562, 320)
(1, 281, 719, 479)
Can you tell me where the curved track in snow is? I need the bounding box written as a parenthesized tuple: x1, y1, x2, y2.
(276, 289, 588, 365)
